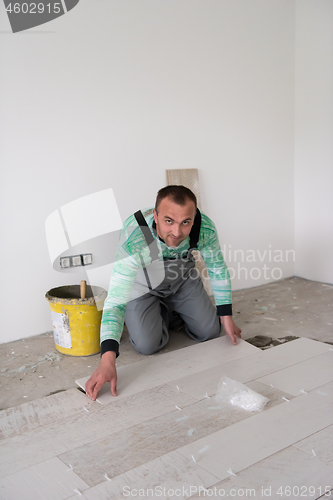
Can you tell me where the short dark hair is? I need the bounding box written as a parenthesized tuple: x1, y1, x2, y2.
(155, 185, 197, 213)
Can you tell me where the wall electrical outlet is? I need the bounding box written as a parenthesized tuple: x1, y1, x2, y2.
(82, 253, 93, 265)
(72, 255, 82, 267)
(60, 254, 93, 269)
(60, 257, 71, 269)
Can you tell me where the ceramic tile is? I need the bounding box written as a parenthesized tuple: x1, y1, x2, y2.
(256, 351, 333, 396)
(151, 337, 259, 381)
(75, 362, 167, 404)
(1, 338, 331, 500)
(60, 386, 284, 489)
(65, 451, 220, 500)
(0, 457, 89, 500)
(261, 337, 331, 360)
(188, 446, 333, 500)
(165, 346, 314, 402)
(0, 384, 196, 479)
(166, 338, 332, 401)
(293, 425, 333, 464)
(76, 338, 258, 404)
(177, 386, 333, 480)
(0, 403, 131, 478)
(57, 397, 237, 487)
(97, 383, 197, 425)
(58, 383, 292, 489)
(0, 388, 92, 440)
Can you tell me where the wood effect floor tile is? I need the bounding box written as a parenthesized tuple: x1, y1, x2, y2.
(0, 403, 132, 478)
(1, 339, 331, 499)
(188, 446, 333, 500)
(58, 383, 291, 489)
(164, 349, 306, 401)
(256, 351, 333, 396)
(176, 386, 333, 480)
(76, 338, 258, 404)
(58, 398, 255, 487)
(65, 451, 220, 500)
(0, 457, 89, 500)
(260, 337, 331, 361)
(0, 384, 196, 479)
(293, 425, 333, 464)
(0, 388, 93, 440)
(165, 338, 332, 402)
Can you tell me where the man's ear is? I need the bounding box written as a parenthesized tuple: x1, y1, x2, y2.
(153, 208, 158, 224)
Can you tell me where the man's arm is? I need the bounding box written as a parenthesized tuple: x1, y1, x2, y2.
(85, 253, 140, 399)
(85, 213, 153, 399)
(198, 213, 241, 344)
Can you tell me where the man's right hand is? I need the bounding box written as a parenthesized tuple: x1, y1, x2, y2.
(85, 351, 118, 401)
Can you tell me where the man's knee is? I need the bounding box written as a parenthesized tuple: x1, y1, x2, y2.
(127, 321, 168, 355)
(131, 336, 160, 356)
(185, 316, 221, 342)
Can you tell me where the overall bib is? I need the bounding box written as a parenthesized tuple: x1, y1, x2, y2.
(124, 209, 221, 355)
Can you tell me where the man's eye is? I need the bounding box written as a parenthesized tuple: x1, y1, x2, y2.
(166, 220, 172, 224)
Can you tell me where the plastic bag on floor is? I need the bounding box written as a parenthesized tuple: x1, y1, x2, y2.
(216, 375, 269, 412)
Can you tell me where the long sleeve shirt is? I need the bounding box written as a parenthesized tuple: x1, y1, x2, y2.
(100, 208, 232, 356)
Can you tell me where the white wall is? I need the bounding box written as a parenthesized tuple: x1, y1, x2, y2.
(1, 1, 296, 343)
(295, 0, 333, 284)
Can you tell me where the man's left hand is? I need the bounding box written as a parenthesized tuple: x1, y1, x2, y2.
(220, 316, 242, 345)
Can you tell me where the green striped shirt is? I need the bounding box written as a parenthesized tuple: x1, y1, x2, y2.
(100, 208, 232, 344)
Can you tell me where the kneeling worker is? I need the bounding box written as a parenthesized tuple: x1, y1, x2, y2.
(86, 185, 241, 400)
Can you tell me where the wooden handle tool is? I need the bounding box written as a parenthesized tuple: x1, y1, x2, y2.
(80, 280, 86, 299)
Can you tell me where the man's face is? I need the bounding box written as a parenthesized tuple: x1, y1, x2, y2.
(153, 196, 196, 248)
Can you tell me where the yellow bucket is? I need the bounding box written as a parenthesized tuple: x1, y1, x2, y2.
(45, 283, 107, 356)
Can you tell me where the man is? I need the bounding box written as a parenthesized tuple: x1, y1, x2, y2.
(86, 185, 241, 400)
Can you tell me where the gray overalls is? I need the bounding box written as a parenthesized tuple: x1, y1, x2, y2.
(124, 209, 222, 355)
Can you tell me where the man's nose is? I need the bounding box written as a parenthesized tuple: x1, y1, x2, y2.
(173, 225, 182, 237)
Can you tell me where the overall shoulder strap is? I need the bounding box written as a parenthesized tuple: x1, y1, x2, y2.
(189, 208, 201, 249)
(134, 210, 159, 261)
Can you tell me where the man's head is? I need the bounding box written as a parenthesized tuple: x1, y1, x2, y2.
(153, 185, 197, 248)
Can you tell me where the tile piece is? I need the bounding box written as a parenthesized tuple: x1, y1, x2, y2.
(260, 337, 331, 360)
(58, 383, 292, 489)
(0, 457, 89, 500)
(0, 388, 92, 440)
(293, 425, 333, 464)
(256, 351, 333, 396)
(66, 451, 220, 500)
(57, 397, 243, 487)
(176, 386, 333, 480)
(188, 446, 333, 500)
(166, 338, 332, 401)
(76, 338, 258, 404)
(0, 385, 195, 478)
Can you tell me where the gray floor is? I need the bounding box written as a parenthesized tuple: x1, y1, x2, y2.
(0, 276, 332, 411)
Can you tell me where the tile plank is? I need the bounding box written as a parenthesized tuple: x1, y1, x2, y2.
(176, 385, 333, 480)
(0, 389, 93, 440)
(0, 457, 89, 500)
(256, 351, 333, 396)
(58, 385, 291, 488)
(65, 451, 220, 500)
(188, 446, 333, 500)
(166, 339, 332, 401)
(293, 425, 333, 464)
(76, 338, 259, 404)
(0, 384, 195, 478)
